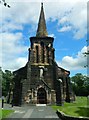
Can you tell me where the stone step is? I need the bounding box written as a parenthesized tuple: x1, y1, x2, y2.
(36, 104, 46, 106)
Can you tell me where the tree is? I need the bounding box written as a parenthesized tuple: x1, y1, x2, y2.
(71, 73, 89, 96)
(2, 70, 14, 97)
(0, 67, 3, 97)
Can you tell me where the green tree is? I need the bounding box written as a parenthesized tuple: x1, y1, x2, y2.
(71, 73, 89, 96)
(0, 67, 3, 97)
(2, 70, 14, 97)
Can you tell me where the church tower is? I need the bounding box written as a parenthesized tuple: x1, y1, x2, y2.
(24, 3, 57, 104)
(28, 3, 55, 90)
(29, 3, 55, 65)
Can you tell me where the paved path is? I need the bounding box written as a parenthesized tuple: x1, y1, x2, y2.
(29, 106, 59, 118)
(3, 104, 61, 119)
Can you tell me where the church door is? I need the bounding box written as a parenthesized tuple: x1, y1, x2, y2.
(37, 88, 47, 104)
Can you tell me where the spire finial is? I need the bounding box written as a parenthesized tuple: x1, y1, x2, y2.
(36, 2, 48, 37)
(41, 2, 43, 7)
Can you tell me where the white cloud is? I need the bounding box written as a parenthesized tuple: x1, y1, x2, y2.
(57, 46, 87, 71)
(1, 32, 28, 54)
(1, 22, 23, 32)
(0, 0, 87, 39)
(1, 2, 40, 26)
(74, 28, 87, 39)
(0, 32, 28, 71)
(59, 16, 69, 24)
(16, 57, 27, 66)
(58, 26, 71, 32)
(2, 57, 27, 71)
(48, 34, 56, 38)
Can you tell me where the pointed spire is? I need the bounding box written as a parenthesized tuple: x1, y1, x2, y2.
(36, 3, 48, 37)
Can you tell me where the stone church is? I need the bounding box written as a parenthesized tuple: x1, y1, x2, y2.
(13, 3, 72, 106)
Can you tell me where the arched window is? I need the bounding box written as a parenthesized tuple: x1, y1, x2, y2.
(41, 42, 44, 63)
(36, 46, 39, 63)
(46, 46, 49, 63)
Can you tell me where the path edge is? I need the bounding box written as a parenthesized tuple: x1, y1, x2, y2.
(56, 109, 89, 120)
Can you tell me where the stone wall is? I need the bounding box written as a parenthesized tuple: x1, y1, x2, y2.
(56, 110, 89, 120)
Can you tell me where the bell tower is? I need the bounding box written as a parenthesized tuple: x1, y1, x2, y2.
(28, 3, 55, 66)
(27, 3, 56, 92)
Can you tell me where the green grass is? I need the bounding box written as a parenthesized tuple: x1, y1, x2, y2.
(0, 109, 2, 120)
(0, 100, 14, 119)
(0, 109, 14, 119)
(52, 97, 89, 117)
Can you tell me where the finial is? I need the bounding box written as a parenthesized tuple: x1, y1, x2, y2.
(41, 2, 43, 7)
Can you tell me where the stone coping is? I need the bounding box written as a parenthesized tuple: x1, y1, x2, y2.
(56, 109, 89, 120)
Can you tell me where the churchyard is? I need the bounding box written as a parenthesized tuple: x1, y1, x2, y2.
(52, 96, 89, 117)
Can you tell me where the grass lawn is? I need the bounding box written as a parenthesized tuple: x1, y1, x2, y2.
(0, 109, 14, 120)
(0, 99, 14, 119)
(52, 97, 89, 117)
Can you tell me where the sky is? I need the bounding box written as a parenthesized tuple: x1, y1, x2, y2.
(0, 0, 89, 76)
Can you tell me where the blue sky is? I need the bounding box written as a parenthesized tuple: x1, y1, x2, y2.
(0, 0, 88, 76)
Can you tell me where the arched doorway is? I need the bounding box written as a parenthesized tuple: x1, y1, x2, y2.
(37, 88, 47, 104)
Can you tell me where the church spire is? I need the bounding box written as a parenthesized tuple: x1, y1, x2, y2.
(36, 3, 48, 37)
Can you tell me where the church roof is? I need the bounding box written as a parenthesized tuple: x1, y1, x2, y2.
(36, 3, 48, 37)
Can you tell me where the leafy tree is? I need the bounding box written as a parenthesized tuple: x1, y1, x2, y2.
(2, 70, 14, 97)
(71, 73, 89, 96)
(0, 67, 3, 97)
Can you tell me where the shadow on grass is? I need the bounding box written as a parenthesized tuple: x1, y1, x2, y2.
(75, 107, 89, 117)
